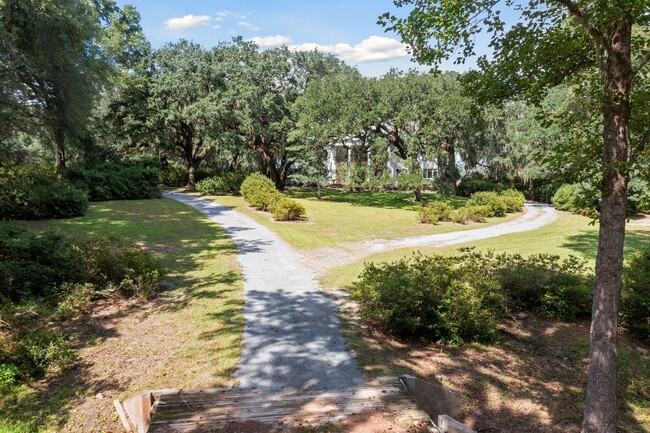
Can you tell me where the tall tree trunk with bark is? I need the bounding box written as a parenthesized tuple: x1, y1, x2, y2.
(582, 18, 632, 433)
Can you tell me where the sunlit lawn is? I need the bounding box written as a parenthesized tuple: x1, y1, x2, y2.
(1, 199, 243, 433)
(321, 211, 650, 290)
(198, 188, 522, 249)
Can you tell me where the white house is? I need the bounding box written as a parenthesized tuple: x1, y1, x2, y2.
(325, 139, 450, 184)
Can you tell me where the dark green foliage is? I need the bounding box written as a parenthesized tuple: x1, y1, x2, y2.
(64, 162, 161, 201)
(352, 250, 594, 343)
(240, 173, 306, 220)
(352, 253, 504, 343)
(196, 172, 247, 195)
(466, 189, 524, 216)
(0, 166, 88, 220)
(621, 248, 650, 341)
(0, 225, 164, 302)
(272, 197, 306, 221)
(496, 254, 592, 320)
(418, 201, 453, 224)
(457, 174, 510, 197)
(240, 173, 281, 210)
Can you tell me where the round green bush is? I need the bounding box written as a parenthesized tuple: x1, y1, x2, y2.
(272, 197, 306, 221)
(418, 201, 453, 224)
(196, 172, 247, 195)
(0, 166, 88, 220)
(466, 191, 508, 217)
(240, 173, 280, 210)
(552, 184, 579, 211)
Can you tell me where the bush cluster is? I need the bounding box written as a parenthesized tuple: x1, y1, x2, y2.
(0, 166, 88, 220)
(196, 172, 247, 195)
(551, 183, 600, 217)
(621, 248, 650, 341)
(419, 190, 524, 225)
(0, 225, 164, 302)
(467, 189, 524, 216)
(0, 224, 165, 387)
(240, 173, 305, 221)
(64, 162, 161, 201)
(352, 250, 594, 344)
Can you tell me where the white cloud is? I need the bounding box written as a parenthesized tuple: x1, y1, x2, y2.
(290, 36, 410, 63)
(164, 14, 212, 31)
(248, 35, 292, 47)
(238, 21, 262, 31)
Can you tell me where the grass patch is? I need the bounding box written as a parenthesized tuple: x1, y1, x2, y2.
(1, 199, 243, 433)
(321, 212, 650, 290)
(198, 189, 521, 249)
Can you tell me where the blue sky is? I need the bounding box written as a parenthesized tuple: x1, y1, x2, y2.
(116, 0, 494, 76)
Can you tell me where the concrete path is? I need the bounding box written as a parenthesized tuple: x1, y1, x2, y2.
(301, 203, 558, 275)
(163, 192, 365, 392)
(164, 193, 558, 393)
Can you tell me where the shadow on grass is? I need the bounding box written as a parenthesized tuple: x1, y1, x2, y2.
(1, 199, 244, 432)
(344, 314, 649, 433)
(561, 229, 650, 261)
(286, 188, 466, 211)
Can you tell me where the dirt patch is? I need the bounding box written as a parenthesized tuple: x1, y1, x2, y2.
(341, 310, 650, 433)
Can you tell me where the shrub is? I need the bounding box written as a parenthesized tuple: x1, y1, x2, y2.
(272, 197, 306, 221)
(499, 189, 526, 212)
(240, 173, 281, 210)
(352, 253, 505, 344)
(64, 162, 161, 201)
(449, 205, 489, 224)
(418, 201, 453, 224)
(466, 191, 508, 217)
(552, 184, 579, 211)
(457, 173, 509, 197)
(0, 166, 88, 220)
(196, 172, 247, 196)
(0, 226, 164, 302)
(496, 254, 592, 320)
(352, 250, 594, 344)
(621, 248, 650, 341)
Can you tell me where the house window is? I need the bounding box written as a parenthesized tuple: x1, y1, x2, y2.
(423, 168, 434, 179)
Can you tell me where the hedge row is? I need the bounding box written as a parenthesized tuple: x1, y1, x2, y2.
(418, 189, 525, 225)
(352, 251, 593, 344)
(196, 172, 247, 195)
(239, 173, 305, 221)
(64, 162, 161, 201)
(0, 166, 88, 220)
(353, 248, 650, 344)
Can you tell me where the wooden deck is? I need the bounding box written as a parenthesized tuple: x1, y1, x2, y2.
(147, 376, 429, 432)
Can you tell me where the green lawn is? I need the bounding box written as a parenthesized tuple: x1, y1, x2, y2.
(198, 189, 521, 249)
(321, 211, 650, 290)
(1, 199, 243, 433)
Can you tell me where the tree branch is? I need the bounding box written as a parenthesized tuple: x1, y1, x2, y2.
(550, 0, 612, 54)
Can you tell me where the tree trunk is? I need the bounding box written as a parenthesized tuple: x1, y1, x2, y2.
(581, 19, 632, 433)
(413, 188, 422, 202)
(186, 163, 197, 190)
(55, 127, 66, 170)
